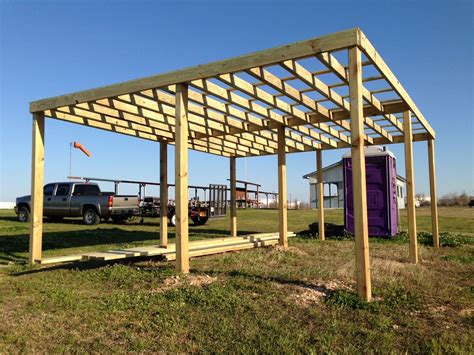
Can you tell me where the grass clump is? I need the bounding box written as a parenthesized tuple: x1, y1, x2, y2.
(396, 230, 473, 247)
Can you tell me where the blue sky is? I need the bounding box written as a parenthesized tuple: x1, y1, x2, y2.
(1, 0, 473, 202)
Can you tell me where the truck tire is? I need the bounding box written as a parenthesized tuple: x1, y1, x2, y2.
(17, 206, 30, 222)
(83, 208, 100, 226)
(192, 216, 208, 226)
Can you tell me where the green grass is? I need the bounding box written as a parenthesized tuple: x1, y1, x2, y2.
(0, 207, 473, 352)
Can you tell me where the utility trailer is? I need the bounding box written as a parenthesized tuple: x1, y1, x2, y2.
(68, 176, 227, 226)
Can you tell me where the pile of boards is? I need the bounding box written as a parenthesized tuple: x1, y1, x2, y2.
(39, 232, 295, 265)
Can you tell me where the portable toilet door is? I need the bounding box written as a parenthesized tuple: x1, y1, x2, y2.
(343, 146, 399, 237)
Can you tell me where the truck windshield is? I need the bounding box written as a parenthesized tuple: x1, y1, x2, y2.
(73, 184, 100, 196)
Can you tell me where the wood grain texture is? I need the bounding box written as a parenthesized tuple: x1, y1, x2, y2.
(278, 126, 288, 248)
(316, 150, 325, 241)
(428, 139, 439, 248)
(175, 84, 189, 273)
(160, 141, 168, 247)
(349, 47, 372, 301)
(230, 157, 237, 237)
(404, 110, 418, 263)
(30, 112, 45, 264)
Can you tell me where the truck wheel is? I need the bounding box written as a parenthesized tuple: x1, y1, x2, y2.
(192, 216, 208, 226)
(17, 207, 30, 222)
(169, 213, 176, 227)
(83, 208, 100, 225)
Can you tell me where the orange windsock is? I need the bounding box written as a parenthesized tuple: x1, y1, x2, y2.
(73, 142, 92, 157)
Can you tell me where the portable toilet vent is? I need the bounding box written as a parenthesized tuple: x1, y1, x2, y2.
(343, 146, 398, 237)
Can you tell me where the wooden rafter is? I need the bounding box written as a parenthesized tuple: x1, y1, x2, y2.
(33, 28, 434, 157)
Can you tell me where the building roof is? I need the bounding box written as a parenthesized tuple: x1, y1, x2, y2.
(30, 28, 434, 158)
(303, 160, 406, 182)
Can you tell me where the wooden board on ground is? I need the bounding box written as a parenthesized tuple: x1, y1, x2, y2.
(38, 233, 294, 265)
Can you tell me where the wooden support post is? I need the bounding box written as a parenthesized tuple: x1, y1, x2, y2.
(428, 139, 439, 248)
(159, 141, 168, 247)
(316, 150, 325, 241)
(230, 157, 237, 237)
(404, 110, 418, 263)
(256, 185, 260, 209)
(29, 112, 45, 264)
(349, 46, 371, 301)
(175, 83, 189, 273)
(244, 183, 248, 209)
(277, 125, 288, 248)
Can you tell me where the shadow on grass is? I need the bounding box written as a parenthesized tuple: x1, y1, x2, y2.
(0, 227, 260, 254)
(0, 229, 170, 254)
(10, 256, 172, 277)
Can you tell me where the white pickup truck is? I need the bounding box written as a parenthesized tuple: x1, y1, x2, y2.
(15, 182, 139, 225)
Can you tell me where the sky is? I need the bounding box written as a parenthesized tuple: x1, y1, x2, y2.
(0, 0, 473, 202)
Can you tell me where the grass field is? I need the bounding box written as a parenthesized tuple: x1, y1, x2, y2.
(0, 207, 473, 352)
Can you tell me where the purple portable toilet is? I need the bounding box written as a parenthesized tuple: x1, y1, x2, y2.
(343, 146, 398, 237)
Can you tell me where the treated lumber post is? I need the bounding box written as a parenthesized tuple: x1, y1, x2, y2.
(244, 183, 247, 209)
(349, 46, 371, 301)
(277, 125, 288, 248)
(427, 139, 439, 248)
(29, 112, 45, 264)
(256, 185, 260, 209)
(159, 141, 168, 247)
(316, 150, 325, 240)
(230, 156, 237, 237)
(175, 83, 189, 273)
(404, 110, 418, 263)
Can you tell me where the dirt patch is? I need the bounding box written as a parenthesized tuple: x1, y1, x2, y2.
(154, 274, 217, 293)
(286, 279, 352, 307)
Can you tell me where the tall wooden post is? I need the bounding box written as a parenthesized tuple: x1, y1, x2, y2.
(316, 150, 325, 240)
(427, 139, 439, 248)
(349, 46, 371, 301)
(30, 112, 45, 264)
(256, 185, 260, 209)
(175, 83, 189, 273)
(277, 125, 288, 248)
(230, 156, 237, 237)
(159, 141, 168, 247)
(244, 183, 248, 209)
(404, 111, 418, 263)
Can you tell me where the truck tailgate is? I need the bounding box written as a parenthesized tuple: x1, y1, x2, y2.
(112, 195, 138, 208)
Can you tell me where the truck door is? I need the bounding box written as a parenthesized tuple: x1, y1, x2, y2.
(43, 183, 55, 216)
(49, 183, 72, 216)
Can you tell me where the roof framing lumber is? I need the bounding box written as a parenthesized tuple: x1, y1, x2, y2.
(358, 30, 435, 138)
(277, 60, 390, 142)
(216, 73, 346, 147)
(32, 28, 434, 158)
(316, 52, 404, 133)
(30, 28, 359, 113)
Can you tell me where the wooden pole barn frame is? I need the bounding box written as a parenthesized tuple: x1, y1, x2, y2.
(29, 28, 439, 301)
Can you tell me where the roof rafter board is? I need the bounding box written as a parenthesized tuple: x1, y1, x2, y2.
(71, 93, 295, 155)
(45, 108, 265, 158)
(188, 79, 336, 148)
(30, 28, 360, 113)
(357, 31, 434, 138)
(110, 92, 312, 153)
(162, 85, 321, 150)
(215, 73, 348, 147)
(276, 60, 392, 142)
(315, 52, 404, 133)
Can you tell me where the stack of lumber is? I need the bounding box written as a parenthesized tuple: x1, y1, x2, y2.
(38, 232, 295, 265)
